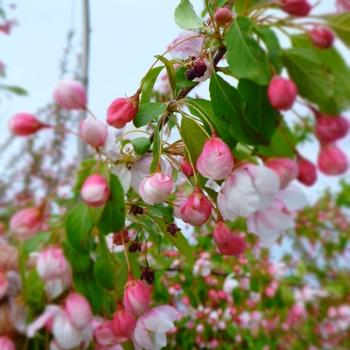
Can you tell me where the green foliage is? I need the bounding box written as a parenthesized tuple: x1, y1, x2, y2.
(141, 66, 164, 103)
(155, 55, 177, 96)
(323, 12, 350, 48)
(73, 158, 97, 191)
(133, 102, 167, 128)
(174, 0, 205, 30)
(130, 137, 151, 155)
(25, 269, 45, 310)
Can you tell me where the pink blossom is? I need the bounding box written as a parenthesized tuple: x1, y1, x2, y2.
(267, 262, 287, 279)
(336, 0, 350, 12)
(247, 184, 307, 246)
(179, 188, 212, 226)
(315, 115, 349, 144)
(181, 159, 194, 177)
(193, 257, 212, 277)
(8, 112, 48, 136)
(196, 136, 234, 180)
(93, 320, 118, 347)
(139, 172, 173, 205)
(268, 76, 297, 110)
(0, 336, 15, 350)
(36, 247, 69, 281)
(168, 31, 205, 59)
(53, 79, 87, 111)
(80, 118, 108, 148)
(223, 273, 239, 295)
(218, 163, 280, 222)
(0, 19, 16, 35)
(186, 57, 212, 83)
(81, 175, 110, 207)
(10, 206, 44, 239)
(112, 306, 136, 342)
(265, 158, 299, 189)
(296, 156, 317, 186)
(310, 26, 334, 50)
(106, 95, 138, 129)
(214, 8, 233, 26)
(64, 293, 92, 331)
(280, 0, 311, 16)
(317, 143, 349, 175)
(133, 305, 178, 350)
(124, 277, 151, 316)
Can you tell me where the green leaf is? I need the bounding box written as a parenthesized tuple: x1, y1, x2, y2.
(226, 17, 271, 85)
(26, 269, 45, 310)
(0, 84, 28, 95)
(185, 98, 237, 148)
(257, 122, 296, 158)
(174, 0, 205, 30)
(235, 0, 262, 13)
(282, 47, 334, 107)
(210, 72, 267, 145)
(153, 216, 194, 268)
(141, 66, 164, 103)
(181, 116, 208, 165)
(155, 55, 176, 96)
(254, 27, 283, 74)
(73, 265, 104, 314)
(133, 102, 167, 128)
(144, 203, 174, 223)
(73, 158, 97, 191)
(62, 240, 92, 272)
(93, 231, 116, 290)
(238, 78, 280, 142)
(131, 137, 151, 155)
(66, 202, 93, 254)
(98, 174, 126, 235)
(175, 67, 197, 92)
(323, 12, 350, 48)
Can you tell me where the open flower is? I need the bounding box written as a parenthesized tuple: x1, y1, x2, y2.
(133, 305, 178, 350)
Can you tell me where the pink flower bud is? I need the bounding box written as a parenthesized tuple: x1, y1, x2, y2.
(94, 320, 118, 347)
(268, 76, 297, 111)
(123, 277, 151, 316)
(317, 144, 349, 176)
(139, 172, 173, 205)
(218, 234, 246, 256)
(80, 118, 108, 148)
(106, 95, 139, 129)
(337, 0, 350, 12)
(196, 136, 234, 180)
(297, 156, 317, 186)
(179, 188, 212, 227)
(213, 220, 234, 248)
(64, 293, 92, 330)
(280, 0, 311, 17)
(0, 271, 9, 300)
(181, 160, 194, 177)
(53, 79, 87, 110)
(310, 26, 334, 50)
(315, 115, 349, 144)
(112, 306, 136, 342)
(214, 8, 233, 26)
(8, 112, 47, 136)
(10, 206, 44, 239)
(36, 247, 69, 281)
(0, 336, 15, 350)
(265, 158, 299, 189)
(81, 174, 110, 207)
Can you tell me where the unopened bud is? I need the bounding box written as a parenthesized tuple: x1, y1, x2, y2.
(36, 247, 69, 281)
(315, 115, 349, 144)
(280, 0, 311, 17)
(8, 112, 47, 136)
(268, 76, 297, 111)
(53, 79, 87, 110)
(64, 293, 92, 331)
(112, 306, 136, 342)
(139, 172, 173, 205)
(317, 144, 349, 176)
(218, 234, 246, 256)
(310, 25, 334, 50)
(94, 320, 118, 347)
(296, 156, 317, 186)
(81, 174, 110, 207)
(265, 158, 299, 189)
(80, 118, 108, 148)
(181, 160, 194, 177)
(214, 7, 233, 26)
(123, 277, 151, 316)
(106, 95, 139, 129)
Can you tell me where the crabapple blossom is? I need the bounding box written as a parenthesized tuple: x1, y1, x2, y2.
(123, 277, 151, 316)
(0, 336, 15, 350)
(112, 306, 136, 342)
(8, 112, 48, 136)
(64, 293, 92, 331)
(133, 305, 178, 350)
(218, 234, 246, 256)
(80, 118, 108, 148)
(36, 247, 69, 281)
(315, 115, 349, 144)
(247, 184, 308, 246)
(139, 172, 173, 205)
(93, 320, 118, 347)
(214, 7, 233, 25)
(168, 30, 204, 59)
(9, 206, 44, 239)
(280, 0, 311, 16)
(217, 163, 280, 222)
(185, 57, 211, 83)
(106, 95, 139, 129)
(310, 25, 334, 49)
(179, 188, 212, 226)
(181, 159, 194, 177)
(317, 143, 349, 175)
(53, 79, 87, 110)
(81, 174, 110, 207)
(296, 156, 317, 186)
(0, 271, 9, 300)
(268, 76, 297, 110)
(196, 136, 234, 180)
(265, 157, 299, 189)
(336, 0, 350, 12)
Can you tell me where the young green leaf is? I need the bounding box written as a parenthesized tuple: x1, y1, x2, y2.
(73, 158, 97, 191)
(131, 137, 151, 155)
(174, 0, 205, 30)
(133, 102, 167, 128)
(141, 66, 164, 103)
(323, 12, 350, 48)
(154, 55, 176, 96)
